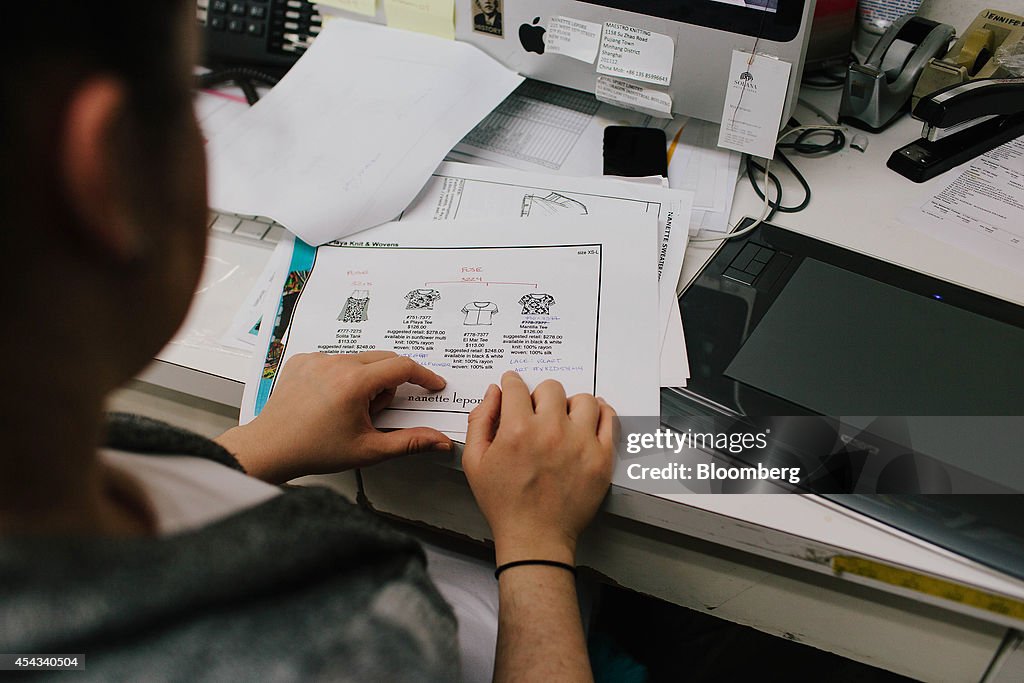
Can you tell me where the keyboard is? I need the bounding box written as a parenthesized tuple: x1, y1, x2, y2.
(208, 211, 287, 246)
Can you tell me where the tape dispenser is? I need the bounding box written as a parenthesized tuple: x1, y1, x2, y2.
(912, 8, 1024, 109)
(840, 15, 956, 131)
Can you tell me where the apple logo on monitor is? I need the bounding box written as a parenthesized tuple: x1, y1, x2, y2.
(519, 17, 545, 54)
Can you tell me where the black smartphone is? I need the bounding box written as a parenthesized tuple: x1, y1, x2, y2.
(603, 126, 668, 178)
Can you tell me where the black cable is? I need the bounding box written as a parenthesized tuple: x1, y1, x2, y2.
(236, 78, 260, 105)
(801, 56, 853, 89)
(745, 150, 812, 217)
(778, 126, 846, 155)
(196, 67, 281, 105)
(745, 154, 782, 221)
(744, 115, 846, 217)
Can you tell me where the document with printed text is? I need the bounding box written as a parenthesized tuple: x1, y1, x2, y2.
(400, 162, 691, 361)
(241, 217, 661, 435)
(899, 137, 1024, 274)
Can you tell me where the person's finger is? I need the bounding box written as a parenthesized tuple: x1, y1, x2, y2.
(499, 371, 533, 421)
(595, 397, 618, 451)
(353, 350, 398, 364)
(364, 355, 446, 393)
(464, 384, 501, 467)
(567, 393, 600, 431)
(369, 387, 396, 416)
(532, 379, 567, 416)
(361, 426, 453, 460)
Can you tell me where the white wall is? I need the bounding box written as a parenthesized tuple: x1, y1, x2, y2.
(917, 0, 995, 28)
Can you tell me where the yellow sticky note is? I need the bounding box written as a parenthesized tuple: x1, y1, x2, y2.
(383, 0, 455, 40)
(317, 0, 377, 16)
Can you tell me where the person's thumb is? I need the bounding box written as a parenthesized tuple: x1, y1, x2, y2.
(362, 427, 453, 460)
(463, 384, 501, 466)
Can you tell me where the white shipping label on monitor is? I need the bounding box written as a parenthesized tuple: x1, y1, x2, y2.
(547, 16, 603, 64)
(717, 50, 791, 159)
(597, 22, 674, 86)
(595, 76, 673, 118)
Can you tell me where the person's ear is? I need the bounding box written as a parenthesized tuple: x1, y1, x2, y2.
(60, 77, 145, 264)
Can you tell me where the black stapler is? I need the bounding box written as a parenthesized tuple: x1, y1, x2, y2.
(887, 78, 1024, 182)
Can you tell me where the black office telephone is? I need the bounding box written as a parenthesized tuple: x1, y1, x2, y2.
(198, 0, 321, 69)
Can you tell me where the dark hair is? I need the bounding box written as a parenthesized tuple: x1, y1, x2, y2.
(0, 1, 192, 217)
(3, 2, 190, 120)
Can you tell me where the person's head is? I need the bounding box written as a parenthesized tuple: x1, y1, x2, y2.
(1, 2, 207, 400)
(476, 0, 498, 17)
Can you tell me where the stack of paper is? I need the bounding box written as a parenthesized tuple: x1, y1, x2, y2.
(205, 17, 522, 246)
(242, 216, 663, 435)
(399, 162, 693, 387)
(451, 79, 742, 235)
(199, 19, 708, 434)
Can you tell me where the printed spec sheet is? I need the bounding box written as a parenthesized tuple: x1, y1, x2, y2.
(402, 162, 692, 357)
(243, 217, 661, 436)
(898, 137, 1024, 274)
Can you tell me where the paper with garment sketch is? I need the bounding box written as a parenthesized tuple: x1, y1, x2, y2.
(452, 81, 741, 233)
(241, 217, 661, 434)
(205, 18, 522, 246)
(897, 136, 1024, 274)
(398, 162, 692, 380)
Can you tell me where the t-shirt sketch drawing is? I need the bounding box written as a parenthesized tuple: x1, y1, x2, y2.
(518, 293, 556, 315)
(461, 301, 498, 325)
(405, 288, 442, 310)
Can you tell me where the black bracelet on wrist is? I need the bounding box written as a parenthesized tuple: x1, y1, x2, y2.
(494, 559, 577, 580)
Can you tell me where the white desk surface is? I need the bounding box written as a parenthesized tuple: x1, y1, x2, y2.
(141, 89, 1024, 681)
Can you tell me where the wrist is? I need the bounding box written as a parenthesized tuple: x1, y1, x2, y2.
(215, 424, 286, 484)
(493, 530, 577, 567)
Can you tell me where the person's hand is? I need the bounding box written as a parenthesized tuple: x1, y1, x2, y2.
(462, 371, 617, 566)
(216, 351, 453, 484)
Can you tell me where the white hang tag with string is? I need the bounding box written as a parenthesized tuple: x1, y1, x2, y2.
(717, 50, 792, 159)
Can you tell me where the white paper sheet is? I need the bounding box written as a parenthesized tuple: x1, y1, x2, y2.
(397, 162, 692, 362)
(219, 239, 293, 351)
(206, 18, 522, 246)
(194, 87, 251, 142)
(453, 80, 652, 175)
(654, 116, 743, 233)
(898, 136, 1024, 273)
(242, 218, 661, 433)
(454, 81, 741, 234)
(660, 300, 689, 387)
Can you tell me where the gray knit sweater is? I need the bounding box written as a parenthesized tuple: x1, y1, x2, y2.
(0, 414, 459, 682)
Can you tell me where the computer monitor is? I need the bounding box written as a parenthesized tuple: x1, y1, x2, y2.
(450, 0, 815, 123)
